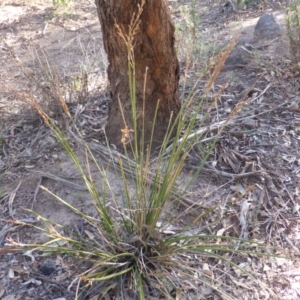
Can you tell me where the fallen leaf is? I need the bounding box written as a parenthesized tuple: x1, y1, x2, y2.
(10, 265, 24, 274)
(24, 250, 35, 263)
(176, 288, 182, 300)
(202, 263, 214, 278)
(8, 269, 14, 279)
(263, 264, 271, 271)
(230, 183, 246, 194)
(2, 295, 21, 300)
(293, 203, 299, 214)
(21, 278, 42, 286)
(84, 230, 95, 240)
(231, 278, 252, 289)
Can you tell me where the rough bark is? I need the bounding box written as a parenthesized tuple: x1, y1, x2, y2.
(95, 0, 180, 149)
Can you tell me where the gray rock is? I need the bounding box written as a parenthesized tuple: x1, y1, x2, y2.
(254, 14, 281, 39)
(222, 46, 253, 71)
(40, 259, 56, 276)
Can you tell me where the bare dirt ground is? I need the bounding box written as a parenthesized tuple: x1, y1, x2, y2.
(1, 0, 300, 299)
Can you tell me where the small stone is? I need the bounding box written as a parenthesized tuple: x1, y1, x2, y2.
(40, 259, 56, 276)
(52, 154, 58, 160)
(272, 2, 282, 10)
(222, 46, 252, 71)
(254, 14, 281, 40)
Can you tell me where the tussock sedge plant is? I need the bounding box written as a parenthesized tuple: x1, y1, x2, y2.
(6, 5, 278, 300)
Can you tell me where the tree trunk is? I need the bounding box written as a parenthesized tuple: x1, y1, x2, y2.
(95, 0, 180, 149)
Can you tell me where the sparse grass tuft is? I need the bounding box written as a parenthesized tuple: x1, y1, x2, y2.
(52, 0, 73, 6)
(175, 0, 203, 68)
(286, 0, 300, 71)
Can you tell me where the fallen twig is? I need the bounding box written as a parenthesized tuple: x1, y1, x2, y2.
(28, 170, 87, 191)
(8, 181, 22, 218)
(187, 164, 264, 180)
(250, 83, 272, 103)
(32, 177, 42, 210)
